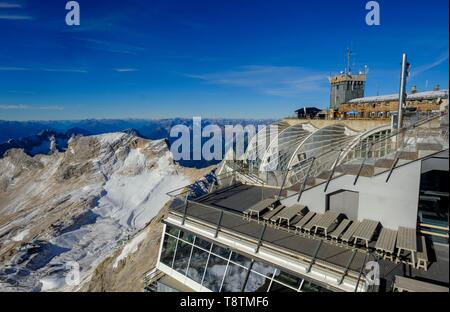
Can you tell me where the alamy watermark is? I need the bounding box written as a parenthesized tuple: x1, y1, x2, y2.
(65, 1, 80, 26)
(365, 261, 380, 286)
(366, 1, 381, 26)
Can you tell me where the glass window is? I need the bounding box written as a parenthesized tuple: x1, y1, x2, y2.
(301, 281, 331, 292)
(165, 224, 179, 237)
(252, 261, 277, 277)
(244, 271, 271, 292)
(221, 262, 248, 292)
(172, 240, 192, 276)
(179, 230, 195, 243)
(186, 247, 209, 284)
(273, 270, 303, 289)
(194, 236, 212, 250)
(202, 254, 228, 292)
(211, 244, 231, 259)
(160, 234, 177, 267)
(268, 281, 297, 292)
(230, 253, 252, 268)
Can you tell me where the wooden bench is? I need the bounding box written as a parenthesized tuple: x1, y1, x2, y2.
(341, 221, 361, 245)
(261, 205, 284, 226)
(396, 226, 417, 268)
(303, 213, 324, 234)
(243, 198, 278, 221)
(293, 211, 315, 232)
(353, 219, 379, 248)
(271, 204, 302, 228)
(314, 211, 340, 236)
(329, 219, 352, 241)
(375, 228, 398, 261)
(393, 275, 448, 292)
(416, 236, 429, 271)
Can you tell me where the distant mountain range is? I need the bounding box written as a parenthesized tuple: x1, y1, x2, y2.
(0, 118, 275, 168)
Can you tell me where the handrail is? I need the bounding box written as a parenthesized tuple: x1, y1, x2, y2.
(344, 111, 446, 160)
(282, 111, 448, 200)
(166, 111, 448, 201)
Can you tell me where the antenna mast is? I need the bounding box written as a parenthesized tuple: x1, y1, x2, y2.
(347, 48, 352, 74)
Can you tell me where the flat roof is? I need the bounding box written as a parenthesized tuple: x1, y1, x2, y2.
(348, 90, 449, 104)
(171, 184, 368, 274)
(169, 183, 449, 291)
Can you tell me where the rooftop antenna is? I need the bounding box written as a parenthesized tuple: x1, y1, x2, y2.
(347, 48, 352, 74)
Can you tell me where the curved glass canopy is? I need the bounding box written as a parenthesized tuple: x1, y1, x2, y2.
(243, 120, 290, 171)
(285, 124, 360, 186)
(259, 123, 315, 172)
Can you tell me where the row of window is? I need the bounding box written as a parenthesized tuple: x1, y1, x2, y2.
(159, 225, 330, 292)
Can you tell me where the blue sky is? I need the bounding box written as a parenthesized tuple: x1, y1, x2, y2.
(0, 0, 448, 120)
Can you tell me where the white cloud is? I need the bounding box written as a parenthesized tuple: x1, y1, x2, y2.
(0, 2, 23, 8)
(184, 65, 328, 97)
(114, 68, 138, 72)
(0, 15, 32, 20)
(0, 66, 29, 71)
(38, 105, 64, 111)
(410, 53, 449, 78)
(0, 104, 64, 110)
(0, 104, 29, 109)
(41, 68, 88, 73)
(0, 66, 87, 73)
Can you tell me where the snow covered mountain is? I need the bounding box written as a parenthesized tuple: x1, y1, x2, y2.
(0, 132, 202, 291)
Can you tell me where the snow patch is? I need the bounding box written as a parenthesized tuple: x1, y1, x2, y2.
(12, 229, 30, 242)
(113, 231, 147, 269)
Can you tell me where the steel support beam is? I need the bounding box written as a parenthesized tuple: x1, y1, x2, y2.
(214, 209, 224, 238)
(297, 158, 315, 202)
(324, 150, 343, 193)
(255, 223, 267, 253)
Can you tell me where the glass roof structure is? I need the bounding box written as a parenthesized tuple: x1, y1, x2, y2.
(243, 120, 290, 171)
(259, 123, 316, 172)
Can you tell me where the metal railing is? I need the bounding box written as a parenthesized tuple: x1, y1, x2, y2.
(166, 111, 448, 206)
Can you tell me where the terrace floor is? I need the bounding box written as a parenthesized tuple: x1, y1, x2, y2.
(169, 183, 449, 292)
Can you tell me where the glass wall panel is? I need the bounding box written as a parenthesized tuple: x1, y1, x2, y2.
(166, 224, 179, 237)
(202, 254, 228, 292)
(221, 262, 248, 292)
(186, 247, 209, 284)
(244, 271, 271, 292)
(172, 240, 192, 276)
(160, 234, 177, 267)
(268, 281, 296, 292)
(179, 230, 195, 243)
(230, 253, 252, 268)
(211, 244, 231, 259)
(274, 270, 303, 289)
(301, 281, 330, 292)
(195, 236, 212, 250)
(252, 261, 277, 277)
